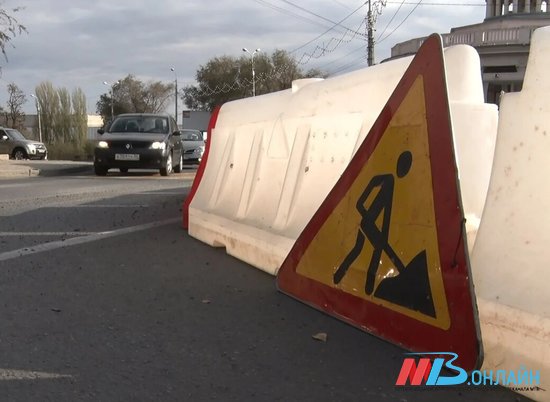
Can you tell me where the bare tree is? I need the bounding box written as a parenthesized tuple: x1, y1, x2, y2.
(5, 82, 26, 128)
(0, 5, 26, 61)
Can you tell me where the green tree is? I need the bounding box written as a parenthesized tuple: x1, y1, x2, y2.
(72, 88, 87, 147)
(34, 81, 87, 146)
(96, 75, 174, 123)
(182, 55, 245, 112)
(182, 49, 326, 112)
(57, 87, 71, 143)
(35, 81, 59, 144)
(4, 82, 26, 129)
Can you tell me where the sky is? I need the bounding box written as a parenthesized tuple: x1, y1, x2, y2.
(0, 0, 486, 119)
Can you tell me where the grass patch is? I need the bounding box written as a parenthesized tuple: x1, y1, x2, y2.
(46, 141, 95, 161)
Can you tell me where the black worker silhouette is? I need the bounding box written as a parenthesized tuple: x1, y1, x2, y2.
(333, 151, 435, 317)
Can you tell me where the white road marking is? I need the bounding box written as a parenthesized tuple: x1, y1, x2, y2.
(142, 192, 186, 195)
(56, 204, 149, 208)
(0, 368, 73, 381)
(0, 232, 94, 237)
(0, 218, 180, 262)
(0, 183, 38, 189)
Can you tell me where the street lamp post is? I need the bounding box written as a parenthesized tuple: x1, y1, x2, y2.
(30, 94, 42, 143)
(242, 47, 261, 97)
(103, 81, 119, 121)
(170, 67, 178, 125)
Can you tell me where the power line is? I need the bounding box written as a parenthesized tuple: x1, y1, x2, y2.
(278, 0, 360, 33)
(252, 0, 362, 36)
(314, 44, 366, 70)
(377, 0, 406, 41)
(330, 0, 353, 10)
(193, 0, 483, 96)
(378, 0, 424, 44)
(328, 53, 368, 76)
(251, 0, 342, 32)
(295, 18, 368, 65)
(251, 0, 372, 67)
(290, 2, 367, 54)
(386, 1, 484, 5)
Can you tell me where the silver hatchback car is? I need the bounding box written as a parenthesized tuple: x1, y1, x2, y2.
(181, 129, 205, 165)
(0, 127, 48, 160)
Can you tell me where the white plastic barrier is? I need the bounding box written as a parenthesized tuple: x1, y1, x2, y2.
(187, 41, 498, 275)
(471, 26, 550, 401)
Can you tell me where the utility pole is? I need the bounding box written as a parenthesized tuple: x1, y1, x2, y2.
(242, 48, 261, 97)
(103, 81, 119, 121)
(30, 94, 42, 143)
(367, 0, 375, 66)
(171, 67, 178, 125)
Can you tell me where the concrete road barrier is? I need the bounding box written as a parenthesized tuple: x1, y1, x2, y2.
(185, 29, 550, 400)
(186, 43, 497, 275)
(470, 26, 550, 402)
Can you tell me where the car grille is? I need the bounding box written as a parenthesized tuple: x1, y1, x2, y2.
(109, 141, 151, 149)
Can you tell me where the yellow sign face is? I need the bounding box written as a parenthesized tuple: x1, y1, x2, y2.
(295, 76, 450, 330)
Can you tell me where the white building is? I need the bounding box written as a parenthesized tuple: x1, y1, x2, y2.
(389, 0, 550, 104)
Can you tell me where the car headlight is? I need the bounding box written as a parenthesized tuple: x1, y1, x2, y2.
(98, 141, 109, 148)
(27, 144, 36, 153)
(150, 141, 166, 150)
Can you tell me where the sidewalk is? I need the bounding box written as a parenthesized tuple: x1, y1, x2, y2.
(0, 158, 93, 178)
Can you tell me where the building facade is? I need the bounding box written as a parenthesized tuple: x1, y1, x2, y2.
(389, 0, 550, 104)
(181, 110, 211, 133)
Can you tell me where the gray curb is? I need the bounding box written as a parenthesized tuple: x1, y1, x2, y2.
(0, 162, 93, 178)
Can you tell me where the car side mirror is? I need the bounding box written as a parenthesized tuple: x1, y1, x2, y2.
(97, 128, 105, 135)
(172, 130, 181, 136)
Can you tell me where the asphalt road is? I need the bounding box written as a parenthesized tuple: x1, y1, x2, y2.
(0, 171, 532, 402)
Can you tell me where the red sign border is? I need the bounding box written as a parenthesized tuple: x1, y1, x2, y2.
(182, 105, 222, 229)
(276, 34, 482, 371)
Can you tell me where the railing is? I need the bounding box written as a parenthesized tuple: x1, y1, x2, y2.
(391, 26, 536, 57)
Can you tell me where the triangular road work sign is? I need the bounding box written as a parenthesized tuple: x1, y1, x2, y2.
(277, 35, 482, 371)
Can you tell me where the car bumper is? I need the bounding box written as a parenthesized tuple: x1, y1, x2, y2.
(182, 157, 201, 164)
(94, 148, 167, 169)
(183, 150, 203, 164)
(28, 149, 48, 159)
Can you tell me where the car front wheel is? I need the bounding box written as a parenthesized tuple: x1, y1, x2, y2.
(174, 152, 183, 173)
(160, 152, 172, 176)
(12, 148, 27, 160)
(94, 165, 108, 176)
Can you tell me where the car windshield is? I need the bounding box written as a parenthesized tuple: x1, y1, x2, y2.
(5, 129, 27, 141)
(181, 130, 203, 141)
(109, 116, 169, 134)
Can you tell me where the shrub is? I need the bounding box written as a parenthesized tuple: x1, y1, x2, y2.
(46, 141, 94, 161)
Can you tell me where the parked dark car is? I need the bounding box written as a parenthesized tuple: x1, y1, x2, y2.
(0, 127, 48, 160)
(181, 129, 205, 165)
(94, 113, 183, 176)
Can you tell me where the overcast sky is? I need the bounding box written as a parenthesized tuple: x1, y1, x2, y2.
(0, 0, 486, 118)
